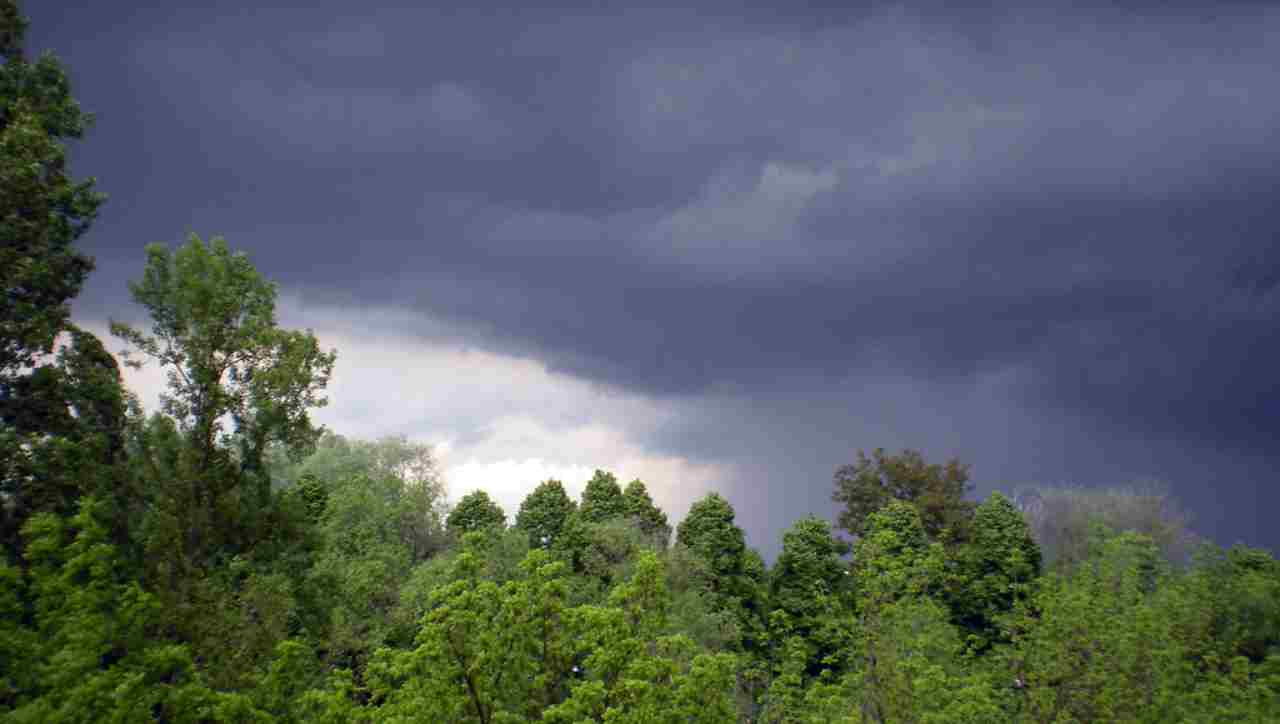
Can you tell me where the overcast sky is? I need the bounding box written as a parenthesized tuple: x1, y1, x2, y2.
(31, 1, 1280, 556)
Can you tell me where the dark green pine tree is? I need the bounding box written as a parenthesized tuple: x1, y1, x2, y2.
(516, 479, 577, 548)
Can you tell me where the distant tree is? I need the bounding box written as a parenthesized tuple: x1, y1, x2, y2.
(832, 448, 974, 542)
(447, 490, 506, 536)
(676, 493, 768, 656)
(1016, 482, 1196, 571)
(579, 469, 627, 523)
(677, 493, 747, 583)
(269, 432, 447, 562)
(945, 492, 1041, 649)
(623, 479, 672, 547)
(516, 479, 576, 548)
(768, 516, 854, 678)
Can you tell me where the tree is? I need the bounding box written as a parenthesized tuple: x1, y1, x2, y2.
(579, 469, 627, 523)
(0, 0, 104, 383)
(109, 234, 336, 568)
(623, 479, 672, 548)
(832, 448, 974, 542)
(4, 497, 240, 719)
(677, 493, 746, 581)
(270, 432, 448, 563)
(111, 234, 337, 491)
(516, 479, 576, 548)
(1016, 482, 1196, 571)
(0, 327, 133, 560)
(945, 492, 1041, 650)
(447, 490, 506, 536)
(768, 517, 854, 677)
(1005, 529, 1188, 722)
(0, 0, 122, 565)
(675, 493, 768, 657)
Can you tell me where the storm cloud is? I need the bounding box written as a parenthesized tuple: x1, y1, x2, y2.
(34, 1, 1280, 554)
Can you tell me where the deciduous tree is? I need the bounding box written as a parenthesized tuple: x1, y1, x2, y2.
(832, 448, 974, 542)
(447, 490, 506, 536)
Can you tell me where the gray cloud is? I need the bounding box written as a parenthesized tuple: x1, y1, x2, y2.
(33, 1, 1280, 553)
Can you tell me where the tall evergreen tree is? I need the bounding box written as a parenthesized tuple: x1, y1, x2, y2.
(516, 479, 577, 548)
(0, 0, 118, 563)
(579, 469, 626, 523)
(0, 0, 103, 383)
(623, 478, 671, 547)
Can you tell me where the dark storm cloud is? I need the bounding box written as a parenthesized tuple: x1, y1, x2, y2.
(29, 1, 1280, 550)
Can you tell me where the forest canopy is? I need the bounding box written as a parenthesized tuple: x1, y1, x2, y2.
(2, 2, 1278, 721)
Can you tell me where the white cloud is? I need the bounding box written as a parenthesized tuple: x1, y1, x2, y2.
(77, 296, 730, 524)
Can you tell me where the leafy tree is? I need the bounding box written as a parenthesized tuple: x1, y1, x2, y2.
(1004, 528, 1188, 722)
(0, 0, 103, 383)
(623, 478, 672, 547)
(1171, 543, 1280, 666)
(768, 517, 854, 677)
(0, 327, 134, 560)
(676, 493, 768, 659)
(677, 493, 747, 582)
(447, 490, 506, 536)
(310, 469, 448, 671)
(101, 235, 337, 689)
(516, 478, 576, 548)
(844, 501, 1003, 723)
(0, 0, 126, 565)
(109, 234, 336, 571)
(832, 448, 974, 542)
(4, 497, 240, 720)
(579, 469, 627, 523)
(543, 551, 738, 724)
(1017, 481, 1196, 571)
(111, 234, 336, 487)
(272, 432, 448, 563)
(946, 491, 1041, 650)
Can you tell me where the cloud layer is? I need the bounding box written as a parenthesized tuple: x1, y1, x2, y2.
(40, 1, 1280, 553)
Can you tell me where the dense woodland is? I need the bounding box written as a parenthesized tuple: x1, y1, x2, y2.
(3, 3, 1280, 721)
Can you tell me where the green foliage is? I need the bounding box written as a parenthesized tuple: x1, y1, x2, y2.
(832, 448, 974, 542)
(675, 493, 769, 663)
(1019, 482, 1196, 571)
(447, 489, 507, 536)
(0, 326, 134, 562)
(769, 517, 854, 678)
(579, 468, 627, 523)
(4, 498, 241, 721)
(515, 478, 576, 548)
(677, 492, 747, 581)
(110, 234, 336, 573)
(0, 0, 103, 383)
(946, 492, 1041, 650)
(623, 478, 673, 547)
(110, 234, 336, 476)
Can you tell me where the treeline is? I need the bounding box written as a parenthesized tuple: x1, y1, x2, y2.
(3, 2, 1280, 720)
